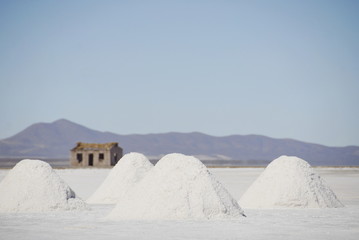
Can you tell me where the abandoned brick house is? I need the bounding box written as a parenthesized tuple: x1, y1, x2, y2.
(70, 142, 123, 167)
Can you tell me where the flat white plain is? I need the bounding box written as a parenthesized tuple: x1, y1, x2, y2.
(0, 167, 358, 240)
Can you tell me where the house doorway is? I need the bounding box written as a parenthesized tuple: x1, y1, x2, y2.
(89, 154, 94, 166)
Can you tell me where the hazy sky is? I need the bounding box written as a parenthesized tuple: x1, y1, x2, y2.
(0, 0, 358, 147)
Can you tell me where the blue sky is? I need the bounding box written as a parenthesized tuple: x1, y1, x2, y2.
(0, 0, 358, 147)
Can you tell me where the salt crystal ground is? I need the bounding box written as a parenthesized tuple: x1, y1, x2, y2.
(240, 156, 344, 208)
(0, 160, 87, 212)
(108, 153, 245, 220)
(87, 152, 153, 204)
(0, 167, 358, 239)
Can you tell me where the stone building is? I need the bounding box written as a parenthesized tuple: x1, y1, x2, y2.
(70, 142, 123, 167)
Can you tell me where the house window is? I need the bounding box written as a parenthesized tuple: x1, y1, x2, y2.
(99, 153, 104, 161)
(77, 153, 83, 163)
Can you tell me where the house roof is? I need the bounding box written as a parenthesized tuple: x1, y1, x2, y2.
(71, 142, 120, 151)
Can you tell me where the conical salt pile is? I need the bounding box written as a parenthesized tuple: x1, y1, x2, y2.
(0, 159, 87, 212)
(239, 155, 344, 208)
(87, 152, 153, 204)
(107, 153, 245, 220)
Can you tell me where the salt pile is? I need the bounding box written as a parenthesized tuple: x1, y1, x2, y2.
(87, 152, 153, 204)
(0, 159, 87, 213)
(107, 153, 245, 220)
(239, 155, 344, 209)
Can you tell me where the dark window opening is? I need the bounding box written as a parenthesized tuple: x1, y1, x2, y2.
(89, 154, 94, 166)
(99, 153, 104, 161)
(77, 153, 83, 163)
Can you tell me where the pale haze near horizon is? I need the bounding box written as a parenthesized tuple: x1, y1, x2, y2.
(0, 0, 358, 147)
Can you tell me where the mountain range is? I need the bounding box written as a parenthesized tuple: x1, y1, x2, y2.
(0, 119, 358, 166)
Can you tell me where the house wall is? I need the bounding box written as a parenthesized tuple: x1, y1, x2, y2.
(110, 147, 123, 166)
(70, 146, 123, 167)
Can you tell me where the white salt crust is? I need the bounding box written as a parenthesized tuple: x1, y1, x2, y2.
(107, 153, 245, 220)
(239, 156, 344, 209)
(0, 159, 87, 212)
(87, 152, 153, 204)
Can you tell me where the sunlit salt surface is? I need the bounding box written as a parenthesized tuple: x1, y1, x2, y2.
(87, 152, 153, 204)
(0, 166, 358, 240)
(0, 160, 87, 212)
(240, 156, 344, 208)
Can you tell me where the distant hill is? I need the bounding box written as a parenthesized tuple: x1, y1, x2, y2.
(0, 119, 358, 166)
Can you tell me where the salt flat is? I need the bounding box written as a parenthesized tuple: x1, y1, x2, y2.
(0, 167, 358, 239)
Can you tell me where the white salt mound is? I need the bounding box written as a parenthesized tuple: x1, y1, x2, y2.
(107, 153, 245, 220)
(87, 152, 153, 204)
(0, 159, 87, 213)
(239, 155, 344, 209)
